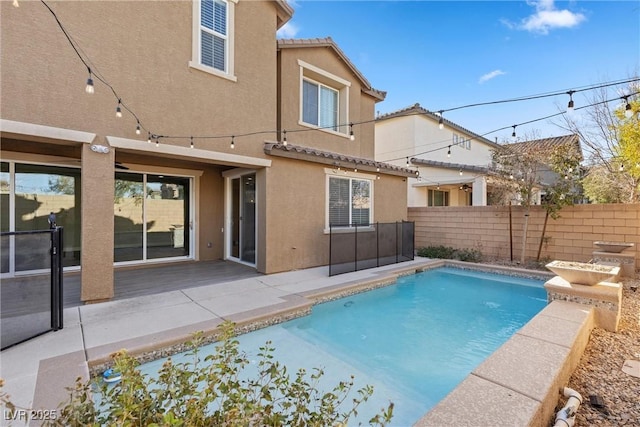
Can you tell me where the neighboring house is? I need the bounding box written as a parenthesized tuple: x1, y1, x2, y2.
(503, 134, 584, 204)
(1, 1, 412, 302)
(375, 103, 500, 207)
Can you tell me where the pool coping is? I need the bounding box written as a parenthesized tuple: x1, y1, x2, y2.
(28, 260, 585, 427)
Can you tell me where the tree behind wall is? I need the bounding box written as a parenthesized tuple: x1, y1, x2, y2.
(490, 133, 581, 264)
(555, 82, 640, 203)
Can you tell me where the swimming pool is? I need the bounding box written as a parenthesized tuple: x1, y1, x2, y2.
(138, 266, 547, 425)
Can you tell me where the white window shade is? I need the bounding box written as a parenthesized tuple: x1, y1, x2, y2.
(329, 177, 371, 227)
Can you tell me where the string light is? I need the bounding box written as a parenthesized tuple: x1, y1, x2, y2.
(406, 157, 410, 167)
(135, 121, 141, 135)
(85, 68, 94, 94)
(115, 99, 122, 118)
(619, 164, 625, 171)
(625, 98, 633, 118)
(190, 136, 194, 149)
(34, 1, 640, 162)
(566, 90, 575, 113)
(282, 130, 287, 146)
(147, 132, 152, 144)
(13, 0, 19, 7)
(511, 125, 517, 139)
(349, 123, 355, 141)
(447, 145, 451, 158)
(155, 137, 160, 148)
(230, 136, 235, 149)
(459, 169, 463, 176)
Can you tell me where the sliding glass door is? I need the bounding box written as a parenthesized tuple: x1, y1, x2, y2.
(114, 172, 191, 263)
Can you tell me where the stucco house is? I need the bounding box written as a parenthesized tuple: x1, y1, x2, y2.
(1, 1, 413, 302)
(375, 103, 500, 207)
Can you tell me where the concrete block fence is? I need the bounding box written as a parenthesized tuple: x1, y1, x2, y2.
(408, 204, 640, 271)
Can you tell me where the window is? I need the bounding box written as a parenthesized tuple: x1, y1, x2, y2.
(299, 60, 350, 136)
(190, 0, 236, 80)
(303, 79, 339, 131)
(453, 134, 471, 150)
(428, 189, 449, 207)
(328, 176, 371, 227)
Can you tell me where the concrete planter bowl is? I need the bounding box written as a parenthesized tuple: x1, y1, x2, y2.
(545, 261, 620, 286)
(593, 241, 635, 253)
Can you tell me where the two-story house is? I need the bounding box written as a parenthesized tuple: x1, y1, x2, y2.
(375, 103, 500, 207)
(1, 1, 412, 302)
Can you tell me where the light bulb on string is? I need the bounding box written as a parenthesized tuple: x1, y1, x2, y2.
(230, 136, 235, 149)
(625, 100, 633, 118)
(438, 111, 444, 130)
(13, 0, 19, 8)
(459, 169, 463, 176)
(349, 123, 355, 141)
(85, 68, 94, 94)
(376, 164, 380, 172)
(447, 145, 451, 158)
(155, 137, 160, 148)
(619, 164, 625, 171)
(406, 157, 410, 167)
(115, 99, 122, 118)
(135, 122, 141, 135)
(147, 132, 152, 144)
(511, 125, 517, 140)
(282, 130, 287, 146)
(190, 136, 194, 149)
(566, 90, 575, 113)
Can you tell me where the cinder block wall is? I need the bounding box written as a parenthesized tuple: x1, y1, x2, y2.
(408, 204, 640, 270)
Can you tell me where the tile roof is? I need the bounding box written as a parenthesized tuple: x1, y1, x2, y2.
(410, 158, 491, 174)
(277, 38, 386, 101)
(376, 103, 498, 148)
(505, 134, 582, 161)
(264, 142, 418, 177)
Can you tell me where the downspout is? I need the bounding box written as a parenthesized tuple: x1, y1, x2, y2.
(553, 387, 582, 427)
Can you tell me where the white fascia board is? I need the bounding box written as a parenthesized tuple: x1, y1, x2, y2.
(0, 119, 96, 144)
(107, 136, 272, 168)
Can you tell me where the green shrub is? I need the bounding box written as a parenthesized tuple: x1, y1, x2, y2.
(30, 322, 393, 426)
(416, 245, 456, 259)
(417, 245, 482, 263)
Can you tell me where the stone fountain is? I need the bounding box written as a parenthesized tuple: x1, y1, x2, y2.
(544, 259, 623, 332)
(592, 241, 636, 278)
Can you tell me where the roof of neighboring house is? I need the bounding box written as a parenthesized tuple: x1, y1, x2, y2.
(277, 38, 386, 102)
(376, 103, 498, 148)
(505, 134, 583, 161)
(410, 158, 491, 174)
(264, 142, 417, 177)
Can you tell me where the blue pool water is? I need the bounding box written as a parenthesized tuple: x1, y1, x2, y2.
(138, 267, 547, 425)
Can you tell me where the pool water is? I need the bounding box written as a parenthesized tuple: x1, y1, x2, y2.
(138, 267, 547, 425)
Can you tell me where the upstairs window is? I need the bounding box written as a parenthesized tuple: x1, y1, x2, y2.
(200, 0, 227, 71)
(303, 80, 339, 131)
(190, 0, 236, 80)
(298, 60, 350, 137)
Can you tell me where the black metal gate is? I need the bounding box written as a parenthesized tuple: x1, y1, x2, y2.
(329, 221, 414, 276)
(1, 227, 64, 350)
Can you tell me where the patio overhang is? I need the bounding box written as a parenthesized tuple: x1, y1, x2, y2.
(264, 142, 417, 178)
(108, 136, 272, 169)
(410, 158, 491, 175)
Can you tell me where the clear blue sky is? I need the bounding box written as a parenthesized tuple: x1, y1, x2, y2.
(278, 0, 640, 144)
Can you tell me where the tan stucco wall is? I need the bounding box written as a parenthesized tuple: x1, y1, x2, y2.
(1, 0, 281, 301)
(263, 158, 408, 273)
(277, 47, 378, 158)
(409, 204, 640, 270)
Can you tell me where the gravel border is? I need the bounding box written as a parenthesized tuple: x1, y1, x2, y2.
(559, 275, 640, 426)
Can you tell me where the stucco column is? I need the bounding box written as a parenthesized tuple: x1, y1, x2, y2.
(472, 176, 487, 206)
(81, 140, 114, 302)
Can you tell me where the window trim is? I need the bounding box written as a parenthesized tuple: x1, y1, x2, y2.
(189, 0, 237, 82)
(324, 169, 374, 232)
(298, 60, 350, 138)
